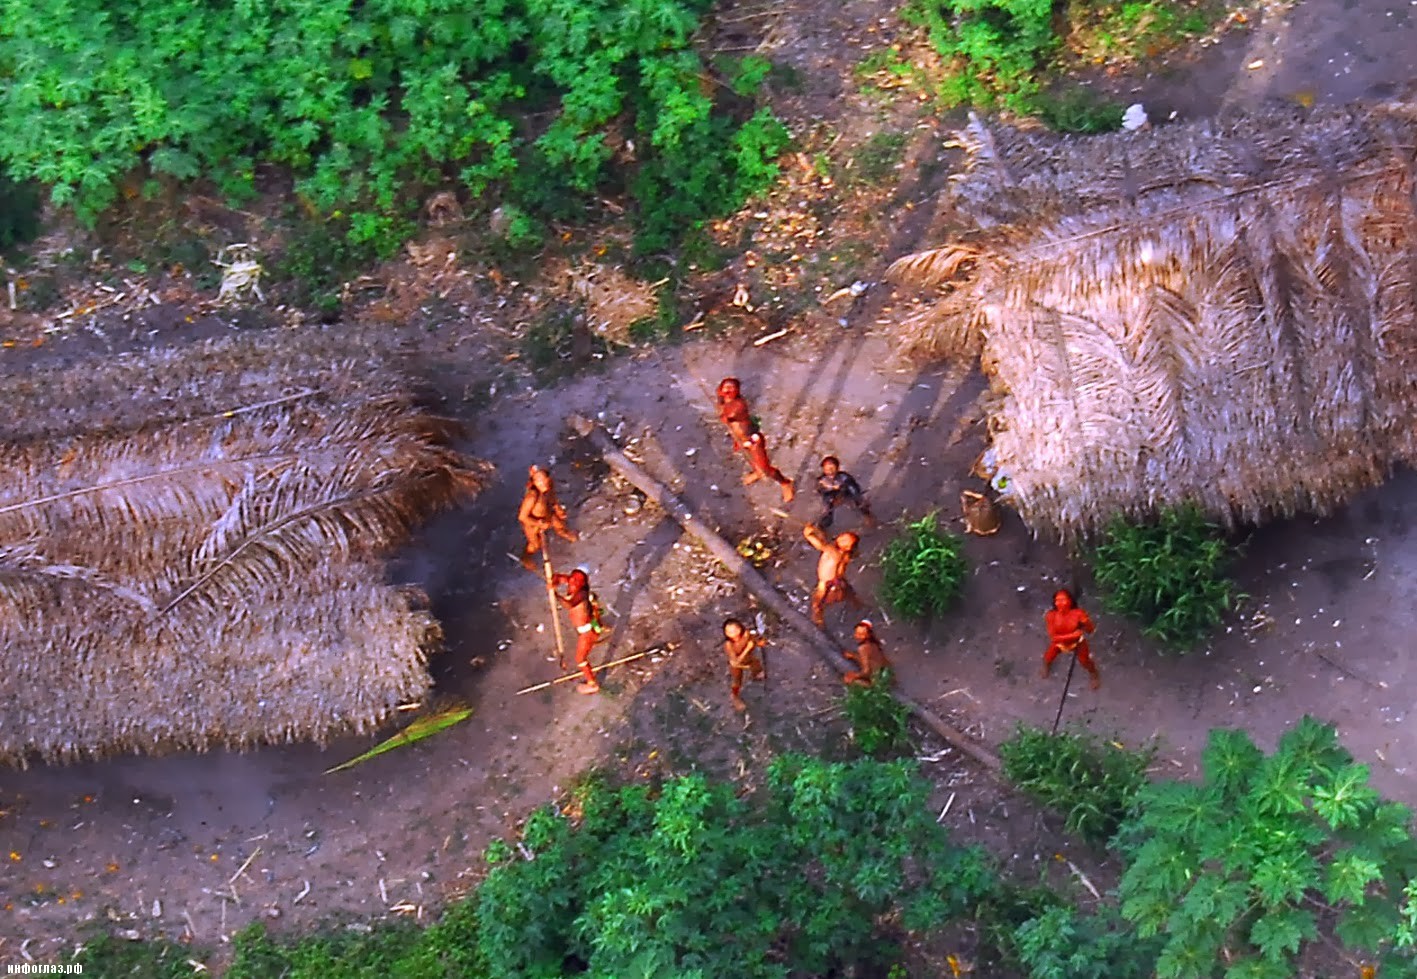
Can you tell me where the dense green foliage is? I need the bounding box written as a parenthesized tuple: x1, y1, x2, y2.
(0, 0, 788, 254)
(1000, 725, 1154, 846)
(901, 0, 1057, 111)
(1116, 717, 1417, 978)
(1091, 505, 1240, 649)
(477, 755, 994, 977)
(1014, 906, 1160, 979)
(843, 669, 912, 756)
(898, 0, 1218, 115)
(879, 512, 968, 622)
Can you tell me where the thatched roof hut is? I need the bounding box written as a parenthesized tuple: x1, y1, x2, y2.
(0, 334, 489, 766)
(889, 99, 1417, 538)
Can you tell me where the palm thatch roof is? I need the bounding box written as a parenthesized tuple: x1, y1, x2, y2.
(889, 98, 1417, 537)
(0, 334, 489, 767)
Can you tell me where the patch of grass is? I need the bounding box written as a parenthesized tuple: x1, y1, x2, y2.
(849, 131, 910, 185)
(272, 216, 388, 319)
(1035, 88, 1125, 133)
(1090, 504, 1241, 649)
(74, 933, 206, 979)
(520, 304, 612, 384)
(879, 512, 968, 622)
(1000, 725, 1154, 846)
(1067, 0, 1217, 64)
(12, 271, 62, 312)
(843, 670, 910, 757)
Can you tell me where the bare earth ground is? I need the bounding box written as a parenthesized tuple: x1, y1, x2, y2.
(3, 0, 1417, 971)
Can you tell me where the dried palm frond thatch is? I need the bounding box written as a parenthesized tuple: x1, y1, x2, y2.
(0, 335, 490, 767)
(889, 98, 1417, 537)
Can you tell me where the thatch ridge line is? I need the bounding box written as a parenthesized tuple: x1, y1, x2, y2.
(1010, 163, 1400, 262)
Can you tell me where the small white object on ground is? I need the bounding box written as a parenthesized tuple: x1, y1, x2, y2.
(1122, 103, 1149, 131)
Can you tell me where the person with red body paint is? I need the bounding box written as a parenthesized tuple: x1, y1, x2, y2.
(551, 568, 610, 694)
(1041, 589, 1100, 690)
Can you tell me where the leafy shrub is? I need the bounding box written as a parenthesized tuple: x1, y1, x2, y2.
(843, 670, 911, 756)
(1014, 905, 1160, 979)
(880, 512, 968, 622)
(1116, 717, 1417, 979)
(1090, 505, 1240, 649)
(0, 0, 786, 256)
(476, 755, 995, 977)
(1034, 88, 1125, 133)
(901, 0, 1057, 111)
(1001, 725, 1153, 846)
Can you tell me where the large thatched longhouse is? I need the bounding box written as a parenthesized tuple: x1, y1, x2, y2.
(890, 99, 1417, 538)
(0, 335, 488, 766)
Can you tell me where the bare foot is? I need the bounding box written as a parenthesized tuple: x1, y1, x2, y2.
(781, 479, 795, 503)
(1089, 674, 1101, 691)
(1040, 665, 1051, 680)
(732, 695, 747, 713)
(562, 530, 581, 543)
(576, 681, 600, 695)
(520, 555, 537, 572)
(742, 471, 763, 486)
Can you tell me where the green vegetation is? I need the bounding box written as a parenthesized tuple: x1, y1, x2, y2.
(901, 0, 1057, 112)
(476, 756, 994, 977)
(1001, 725, 1154, 846)
(1116, 717, 1417, 978)
(1034, 88, 1126, 134)
(1014, 905, 1161, 979)
(1090, 505, 1241, 649)
(843, 670, 911, 756)
(879, 512, 968, 622)
(74, 721, 1417, 978)
(850, 130, 910, 185)
(896, 0, 1222, 116)
(1069, 1, 1213, 64)
(0, 0, 789, 256)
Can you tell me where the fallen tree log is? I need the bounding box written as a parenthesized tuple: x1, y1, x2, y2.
(566, 413, 1001, 772)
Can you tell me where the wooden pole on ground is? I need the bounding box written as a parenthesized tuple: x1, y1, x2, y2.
(566, 413, 1000, 772)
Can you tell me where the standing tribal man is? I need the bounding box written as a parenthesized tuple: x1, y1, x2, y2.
(815, 455, 876, 530)
(803, 522, 861, 627)
(721, 618, 766, 713)
(518, 465, 578, 572)
(551, 568, 609, 694)
(1041, 589, 1101, 690)
(716, 377, 795, 503)
(842, 620, 890, 687)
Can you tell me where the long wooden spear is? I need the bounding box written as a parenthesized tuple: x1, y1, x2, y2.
(540, 530, 568, 669)
(566, 413, 1000, 772)
(516, 648, 662, 695)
